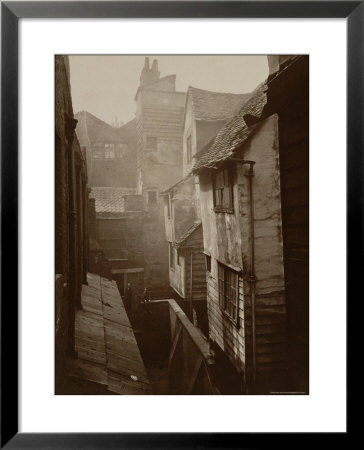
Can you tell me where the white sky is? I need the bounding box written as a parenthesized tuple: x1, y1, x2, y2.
(69, 55, 269, 125)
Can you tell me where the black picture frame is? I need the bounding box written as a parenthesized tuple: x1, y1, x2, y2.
(1, 1, 357, 447)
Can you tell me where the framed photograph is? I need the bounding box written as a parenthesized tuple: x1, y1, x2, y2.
(2, 1, 356, 447)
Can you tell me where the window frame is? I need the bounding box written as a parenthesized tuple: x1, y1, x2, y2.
(217, 262, 239, 326)
(212, 166, 234, 214)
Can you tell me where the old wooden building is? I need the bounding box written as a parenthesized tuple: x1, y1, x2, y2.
(75, 111, 137, 188)
(135, 57, 186, 296)
(89, 188, 146, 300)
(192, 55, 309, 394)
(55, 55, 90, 388)
(162, 86, 252, 335)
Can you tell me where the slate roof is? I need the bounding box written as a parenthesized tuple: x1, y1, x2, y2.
(75, 111, 136, 146)
(90, 187, 136, 216)
(192, 83, 268, 172)
(175, 221, 202, 248)
(188, 86, 252, 122)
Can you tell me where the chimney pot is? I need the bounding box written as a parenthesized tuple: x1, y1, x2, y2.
(152, 59, 158, 72)
(144, 57, 150, 69)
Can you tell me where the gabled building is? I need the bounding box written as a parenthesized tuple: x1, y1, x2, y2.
(75, 111, 137, 188)
(162, 86, 251, 334)
(192, 55, 309, 394)
(183, 86, 251, 177)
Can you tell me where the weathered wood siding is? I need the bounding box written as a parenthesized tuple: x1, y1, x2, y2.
(236, 115, 287, 386)
(199, 114, 287, 388)
(170, 248, 185, 298)
(184, 226, 207, 302)
(135, 85, 185, 291)
(268, 56, 309, 391)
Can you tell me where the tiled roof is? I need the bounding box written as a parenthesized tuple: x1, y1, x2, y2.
(75, 111, 136, 145)
(188, 86, 251, 122)
(192, 83, 268, 172)
(175, 221, 202, 247)
(90, 187, 135, 216)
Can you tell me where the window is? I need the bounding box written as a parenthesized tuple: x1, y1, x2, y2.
(177, 250, 181, 266)
(169, 243, 175, 270)
(93, 142, 104, 159)
(148, 190, 157, 205)
(205, 254, 211, 272)
(105, 143, 115, 159)
(146, 136, 157, 150)
(218, 262, 238, 323)
(186, 135, 192, 163)
(165, 195, 171, 219)
(117, 143, 128, 158)
(213, 167, 234, 212)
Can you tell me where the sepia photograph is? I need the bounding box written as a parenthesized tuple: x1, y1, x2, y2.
(55, 54, 309, 396)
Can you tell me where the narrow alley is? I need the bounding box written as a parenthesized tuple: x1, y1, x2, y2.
(55, 54, 309, 395)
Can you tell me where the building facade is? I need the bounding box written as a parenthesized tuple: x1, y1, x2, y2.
(75, 111, 137, 188)
(55, 55, 90, 389)
(135, 57, 186, 294)
(193, 55, 309, 394)
(162, 86, 251, 335)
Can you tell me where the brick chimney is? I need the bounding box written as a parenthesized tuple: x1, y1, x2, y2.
(140, 57, 160, 86)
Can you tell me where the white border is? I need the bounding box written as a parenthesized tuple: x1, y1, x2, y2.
(20, 18, 347, 432)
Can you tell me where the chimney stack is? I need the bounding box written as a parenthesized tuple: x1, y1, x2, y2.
(140, 57, 160, 86)
(151, 59, 158, 72)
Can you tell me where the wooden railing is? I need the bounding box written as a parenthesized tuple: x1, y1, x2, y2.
(156, 300, 218, 395)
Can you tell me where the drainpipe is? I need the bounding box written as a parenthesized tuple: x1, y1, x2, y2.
(245, 162, 257, 386)
(190, 248, 193, 320)
(228, 157, 256, 386)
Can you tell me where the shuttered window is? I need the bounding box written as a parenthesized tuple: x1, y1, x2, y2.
(213, 167, 234, 212)
(218, 262, 239, 323)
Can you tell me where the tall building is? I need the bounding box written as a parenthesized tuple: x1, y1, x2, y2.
(135, 57, 186, 293)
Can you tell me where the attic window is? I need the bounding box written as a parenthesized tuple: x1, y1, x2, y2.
(146, 136, 157, 150)
(213, 167, 234, 213)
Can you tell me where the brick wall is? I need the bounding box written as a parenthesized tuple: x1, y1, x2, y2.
(55, 55, 90, 389)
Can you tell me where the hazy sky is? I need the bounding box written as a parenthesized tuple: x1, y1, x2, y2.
(69, 55, 269, 125)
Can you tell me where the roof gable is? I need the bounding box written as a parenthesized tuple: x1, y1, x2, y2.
(191, 83, 268, 172)
(187, 86, 251, 122)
